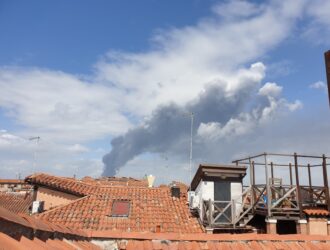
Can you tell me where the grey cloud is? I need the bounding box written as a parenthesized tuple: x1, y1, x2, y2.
(102, 79, 260, 176)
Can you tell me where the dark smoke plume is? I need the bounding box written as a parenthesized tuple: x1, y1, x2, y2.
(102, 81, 260, 176)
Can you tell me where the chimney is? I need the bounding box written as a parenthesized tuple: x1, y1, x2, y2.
(170, 184, 180, 198)
(325, 50, 330, 107)
(146, 175, 155, 187)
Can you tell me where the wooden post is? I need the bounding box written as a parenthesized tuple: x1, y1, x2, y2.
(308, 164, 312, 187)
(271, 162, 274, 184)
(308, 164, 313, 202)
(231, 199, 236, 226)
(264, 153, 271, 217)
(208, 199, 213, 227)
(252, 161, 256, 212)
(252, 161, 256, 185)
(249, 158, 255, 209)
(322, 154, 330, 211)
(289, 163, 293, 186)
(324, 50, 330, 107)
(294, 153, 303, 218)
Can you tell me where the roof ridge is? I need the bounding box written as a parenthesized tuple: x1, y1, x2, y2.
(36, 195, 92, 217)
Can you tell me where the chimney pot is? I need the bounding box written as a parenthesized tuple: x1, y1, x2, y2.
(171, 186, 180, 198)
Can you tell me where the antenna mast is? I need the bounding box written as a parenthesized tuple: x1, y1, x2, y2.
(29, 136, 40, 174)
(189, 112, 194, 192)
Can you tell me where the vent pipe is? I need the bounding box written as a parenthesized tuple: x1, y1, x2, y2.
(170, 185, 180, 198)
(146, 175, 155, 188)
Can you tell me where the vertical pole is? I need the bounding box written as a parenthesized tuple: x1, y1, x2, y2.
(249, 158, 255, 211)
(249, 158, 253, 186)
(294, 153, 303, 218)
(322, 154, 330, 211)
(208, 199, 213, 227)
(252, 161, 256, 185)
(289, 163, 293, 186)
(324, 50, 330, 107)
(270, 162, 274, 185)
(308, 164, 313, 202)
(264, 153, 271, 217)
(307, 164, 312, 187)
(189, 113, 194, 193)
(232, 199, 236, 226)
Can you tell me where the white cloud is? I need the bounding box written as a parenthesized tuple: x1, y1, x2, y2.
(95, 0, 306, 117)
(309, 81, 327, 91)
(304, 0, 330, 44)
(0, 129, 101, 178)
(67, 144, 89, 153)
(212, 0, 263, 20)
(0, 68, 131, 142)
(0, 0, 312, 179)
(258, 82, 283, 97)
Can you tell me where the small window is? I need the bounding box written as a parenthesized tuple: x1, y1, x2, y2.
(111, 200, 130, 217)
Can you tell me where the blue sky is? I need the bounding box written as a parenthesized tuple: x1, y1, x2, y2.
(0, 1, 215, 73)
(1, 0, 330, 184)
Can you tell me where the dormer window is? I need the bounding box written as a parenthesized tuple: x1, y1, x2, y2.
(111, 200, 130, 217)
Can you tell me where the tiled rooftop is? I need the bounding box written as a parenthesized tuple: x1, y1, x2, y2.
(0, 206, 87, 237)
(304, 208, 330, 216)
(25, 173, 98, 196)
(38, 185, 203, 234)
(0, 231, 101, 250)
(0, 179, 25, 184)
(121, 239, 330, 250)
(0, 192, 33, 214)
(25, 173, 149, 196)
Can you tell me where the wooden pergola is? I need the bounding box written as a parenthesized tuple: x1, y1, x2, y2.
(232, 153, 330, 220)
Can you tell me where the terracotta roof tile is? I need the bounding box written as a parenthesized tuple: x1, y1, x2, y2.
(0, 232, 26, 250)
(25, 173, 149, 197)
(0, 191, 33, 214)
(38, 185, 203, 234)
(20, 236, 47, 250)
(0, 206, 31, 228)
(304, 208, 330, 216)
(0, 179, 25, 184)
(116, 239, 330, 250)
(25, 173, 97, 196)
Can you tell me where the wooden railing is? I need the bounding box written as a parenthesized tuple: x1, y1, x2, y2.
(201, 184, 329, 228)
(202, 186, 254, 227)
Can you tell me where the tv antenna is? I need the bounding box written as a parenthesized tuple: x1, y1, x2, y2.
(183, 112, 194, 191)
(29, 136, 40, 174)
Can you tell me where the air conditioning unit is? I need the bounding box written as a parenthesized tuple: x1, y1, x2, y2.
(188, 191, 199, 209)
(32, 201, 44, 214)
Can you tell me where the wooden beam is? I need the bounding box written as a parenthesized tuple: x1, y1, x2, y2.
(322, 154, 330, 211)
(264, 154, 271, 218)
(294, 153, 303, 218)
(325, 50, 330, 107)
(289, 163, 293, 186)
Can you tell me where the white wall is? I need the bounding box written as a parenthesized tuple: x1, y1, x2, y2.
(231, 182, 242, 217)
(194, 181, 214, 220)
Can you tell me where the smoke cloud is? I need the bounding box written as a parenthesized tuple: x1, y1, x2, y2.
(102, 62, 300, 176)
